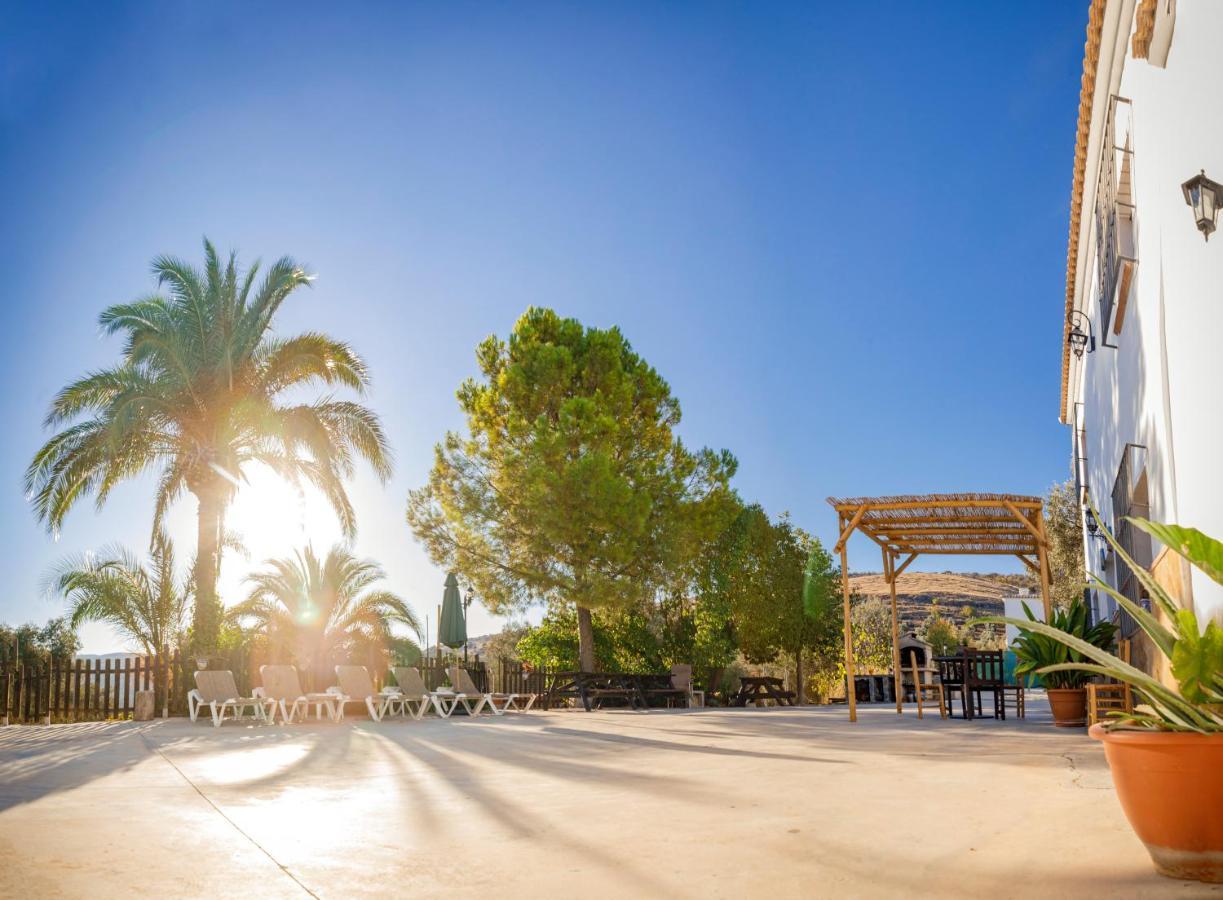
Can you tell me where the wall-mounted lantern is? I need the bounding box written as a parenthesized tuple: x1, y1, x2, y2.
(1181, 169, 1223, 241)
(1067, 310, 1095, 358)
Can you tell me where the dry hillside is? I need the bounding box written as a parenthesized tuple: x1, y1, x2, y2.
(848, 571, 1037, 631)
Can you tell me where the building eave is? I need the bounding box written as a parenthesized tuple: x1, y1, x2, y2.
(1060, 0, 1108, 425)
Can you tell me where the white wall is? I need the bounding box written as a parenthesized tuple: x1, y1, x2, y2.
(1003, 590, 1042, 646)
(1072, 0, 1223, 626)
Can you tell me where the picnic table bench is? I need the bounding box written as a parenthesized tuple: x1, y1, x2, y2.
(545, 671, 692, 711)
(730, 675, 796, 707)
(545, 671, 644, 711)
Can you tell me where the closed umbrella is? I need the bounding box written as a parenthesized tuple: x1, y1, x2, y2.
(438, 572, 467, 655)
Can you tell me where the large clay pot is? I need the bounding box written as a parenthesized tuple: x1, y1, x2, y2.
(1046, 687, 1087, 727)
(1091, 724, 1223, 883)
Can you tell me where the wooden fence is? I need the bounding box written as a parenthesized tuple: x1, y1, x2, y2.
(0, 651, 497, 725)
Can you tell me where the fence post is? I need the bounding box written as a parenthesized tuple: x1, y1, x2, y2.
(1, 660, 9, 726)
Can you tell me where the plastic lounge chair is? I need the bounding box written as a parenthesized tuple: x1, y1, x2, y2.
(388, 666, 451, 719)
(416, 667, 486, 718)
(448, 666, 534, 715)
(670, 664, 705, 708)
(256, 665, 338, 723)
(188, 670, 273, 728)
(330, 665, 396, 722)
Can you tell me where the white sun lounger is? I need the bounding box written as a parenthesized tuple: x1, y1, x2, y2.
(188, 670, 274, 728)
(387, 666, 447, 719)
(256, 664, 339, 723)
(448, 666, 536, 715)
(330, 665, 396, 722)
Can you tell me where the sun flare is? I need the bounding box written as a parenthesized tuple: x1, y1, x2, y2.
(218, 468, 346, 594)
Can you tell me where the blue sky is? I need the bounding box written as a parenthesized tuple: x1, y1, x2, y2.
(1, 1, 1086, 652)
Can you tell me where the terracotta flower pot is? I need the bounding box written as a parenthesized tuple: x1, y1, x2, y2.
(1045, 687, 1087, 727)
(1091, 724, 1223, 883)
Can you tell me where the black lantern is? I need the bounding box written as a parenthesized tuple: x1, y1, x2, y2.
(1181, 169, 1223, 241)
(1084, 510, 1099, 536)
(1067, 310, 1095, 358)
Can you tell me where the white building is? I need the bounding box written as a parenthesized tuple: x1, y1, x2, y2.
(1061, 0, 1223, 679)
(1002, 588, 1040, 647)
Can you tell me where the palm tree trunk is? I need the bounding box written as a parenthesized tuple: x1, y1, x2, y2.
(576, 605, 596, 672)
(795, 648, 806, 705)
(191, 488, 223, 654)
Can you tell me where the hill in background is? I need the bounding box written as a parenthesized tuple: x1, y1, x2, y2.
(848, 571, 1037, 631)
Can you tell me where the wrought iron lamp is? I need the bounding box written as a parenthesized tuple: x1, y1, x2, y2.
(1181, 169, 1223, 241)
(1067, 310, 1095, 358)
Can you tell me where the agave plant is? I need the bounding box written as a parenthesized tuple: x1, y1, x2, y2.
(1010, 598, 1117, 689)
(980, 506, 1223, 732)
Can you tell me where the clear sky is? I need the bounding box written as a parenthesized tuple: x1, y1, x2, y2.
(1, 1, 1087, 652)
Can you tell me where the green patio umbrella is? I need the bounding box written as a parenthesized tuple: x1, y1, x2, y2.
(438, 572, 467, 651)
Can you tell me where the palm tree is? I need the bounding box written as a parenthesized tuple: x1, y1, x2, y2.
(26, 239, 392, 652)
(228, 545, 421, 686)
(46, 530, 189, 657)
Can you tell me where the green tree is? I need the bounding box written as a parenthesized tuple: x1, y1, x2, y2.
(716, 505, 840, 704)
(0, 618, 81, 662)
(26, 239, 392, 653)
(227, 545, 421, 686)
(479, 623, 531, 670)
(407, 308, 737, 671)
(1045, 478, 1086, 610)
(45, 530, 189, 656)
(919, 603, 960, 656)
(850, 596, 894, 674)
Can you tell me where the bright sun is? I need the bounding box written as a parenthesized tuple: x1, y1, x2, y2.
(217, 467, 346, 596)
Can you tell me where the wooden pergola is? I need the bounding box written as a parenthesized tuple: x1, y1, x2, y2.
(828, 493, 1051, 722)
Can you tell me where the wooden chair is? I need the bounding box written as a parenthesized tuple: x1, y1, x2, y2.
(1087, 638, 1133, 726)
(966, 649, 1005, 720)
(935, 655, 968, 718)
(910, 657, 946, 719)
(1000, 681, 1025, 718)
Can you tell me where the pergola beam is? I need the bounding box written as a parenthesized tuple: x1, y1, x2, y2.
(1003, 500, 1048, 547)
(892, 553, 918, 578)
(872, 527, 1036, 537)
(834, 504, 870, 553)
(854, 515, 1035, 526)
(1015, 554, 1041, 575)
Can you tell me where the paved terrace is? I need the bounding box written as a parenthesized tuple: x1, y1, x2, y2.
(0, 703, 1219, 899)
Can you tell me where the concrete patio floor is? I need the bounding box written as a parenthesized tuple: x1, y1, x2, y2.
(0, 702, 1219, 899)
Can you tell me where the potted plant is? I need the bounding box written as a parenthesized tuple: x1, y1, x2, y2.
(1009, 599, 1117, 726)
(980, 508, 1223, 884)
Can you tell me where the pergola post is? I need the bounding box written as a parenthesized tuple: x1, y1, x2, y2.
(837, 513, 858, 722)
(1036, 514, 1054, 620)
(884, 548, 902, 714)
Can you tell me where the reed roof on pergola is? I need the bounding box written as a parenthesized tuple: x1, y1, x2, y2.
(826, 492, 1046, 556)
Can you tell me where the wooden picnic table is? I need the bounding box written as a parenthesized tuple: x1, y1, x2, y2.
(544, 671, 690, 711)
(730, 675, 796, 707)
(546, 671, 646, 711)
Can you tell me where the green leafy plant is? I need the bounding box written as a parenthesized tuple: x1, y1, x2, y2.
(978, 506, 1223, 732)
(1010, 599, 1117, 689)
